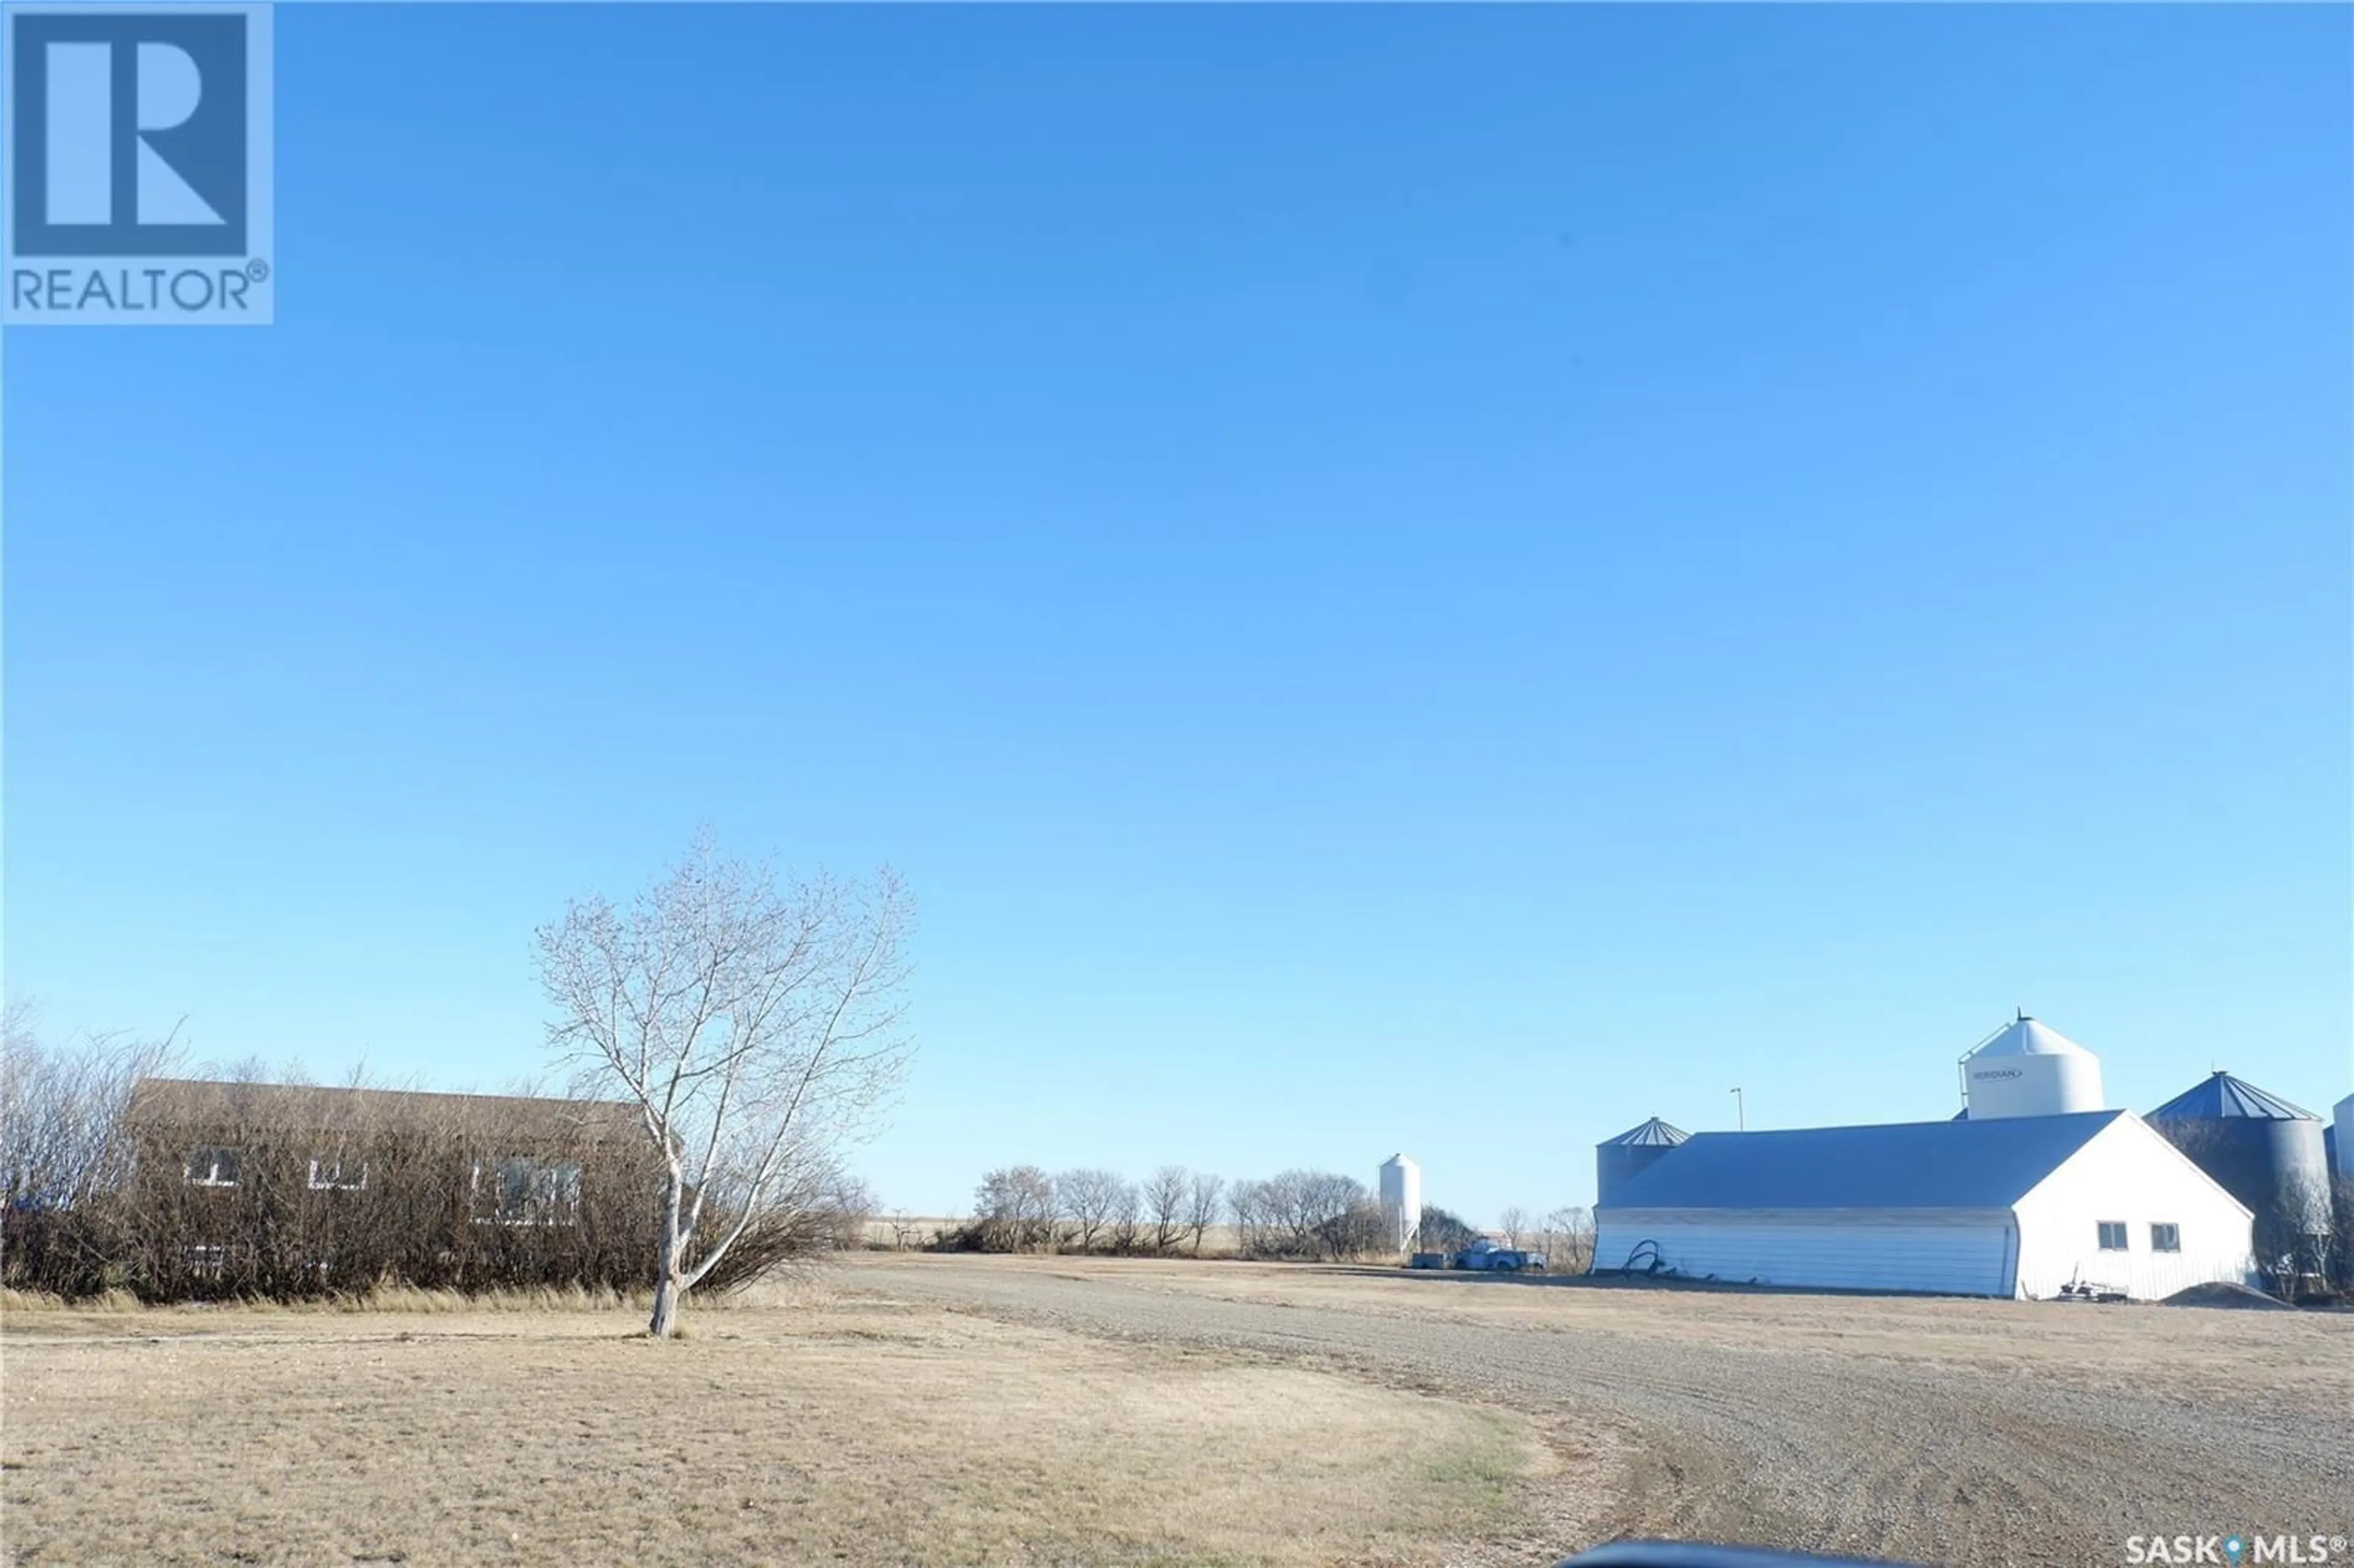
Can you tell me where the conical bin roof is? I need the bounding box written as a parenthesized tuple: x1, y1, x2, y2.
(1601, 1116, 1689, 1147)
(2147, 1070, 2317, 1123)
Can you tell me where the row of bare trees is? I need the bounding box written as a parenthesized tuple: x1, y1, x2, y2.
(1227, 1170, 1388, 1259)
(1, 1014, 650, 1300)
(951, 1156, 1607, 1269)
(0, 1006, 877, 1303)
(2250, 1172, 2354, 1300)
(2330, 1182, 2354, 1298)
(1496, 1205, 1599, 1273)
(962, 1164, 1230, 1255)
(958, 1164, 1452, 1262)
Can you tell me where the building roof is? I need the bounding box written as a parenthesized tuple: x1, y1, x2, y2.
(1600, 1116, 1689, 1148)
(2146, 1070, 2318, 1124)
(1600, 1110, 2128, 1212)
(126, 1078, 646, 1142)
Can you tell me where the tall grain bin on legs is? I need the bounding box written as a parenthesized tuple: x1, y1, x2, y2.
(1597, 1117, 1688, 1206)
(1958, 1014, 2106, 1120)
(2147, 1071, 2332, 1279)
(1378, 1155, 1423, 1252)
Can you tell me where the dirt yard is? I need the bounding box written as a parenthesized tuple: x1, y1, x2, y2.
(4, 1257, 2348, 1567)
(0, 1282, 1594, 1568)
(845, 1255, 2354, 1567)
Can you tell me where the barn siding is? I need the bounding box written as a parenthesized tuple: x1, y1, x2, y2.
(2011, 1114, 2254, 1300)
(1593, 1207, 2016, 1296)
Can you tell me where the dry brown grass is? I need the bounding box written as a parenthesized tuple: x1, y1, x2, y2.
(0, 1289, 140, 1316)
(1, 1281, 651, 1323)
(0, 1282, 1585, 1567)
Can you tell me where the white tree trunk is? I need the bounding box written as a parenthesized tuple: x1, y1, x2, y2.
(649, 1179, 685, 1338)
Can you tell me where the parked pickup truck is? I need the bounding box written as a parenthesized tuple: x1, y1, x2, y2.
(1451, 1239, 1545, 1273)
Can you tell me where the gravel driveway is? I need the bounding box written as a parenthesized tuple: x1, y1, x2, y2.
(845, 1257, 2352, 1567)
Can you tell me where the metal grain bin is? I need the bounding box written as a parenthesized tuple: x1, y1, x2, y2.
(1597, 1117, 1689, 1206)
(2147, 1071, 2332, 1241)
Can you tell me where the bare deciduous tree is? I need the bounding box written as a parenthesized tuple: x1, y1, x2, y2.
(2327, 1177, 2354, 1295)
(822, 1176, 880, 1252)
(1057, 1167, 1126, 1254)
(1227, 1178, 1271, 1255)
(1539, 1205, 1594, 1273)
(1418, 1206, 1479, 1256)
(1498, 1206, 1531, 1249)
(1184, 1171, 1225, 1257)
(1109, 1178, 1142, 1255)
(2252, 1173, 2332, 1299)
(1143, 1165, 1188, 1255)
(1, 1003, 184, 1214)
(973, 1165, 1057, 1252)
(1228, 1170, 1381, 1260)
(1287, 1171, 1366, 1257)
(536, 835, 913, 1338)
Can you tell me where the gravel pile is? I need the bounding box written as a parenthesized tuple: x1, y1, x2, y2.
(2162, 1281, 2298, 1311)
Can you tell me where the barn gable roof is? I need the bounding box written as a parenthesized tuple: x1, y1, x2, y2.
(1600, 1110, 2128, 1212)
(126, 1078, 645, 1143)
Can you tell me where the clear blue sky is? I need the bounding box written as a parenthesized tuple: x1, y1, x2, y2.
(6, 5, 2348, 1224)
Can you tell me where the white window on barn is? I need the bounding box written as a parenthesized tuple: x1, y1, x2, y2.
(2096, 1221, 2128, 1252)
(307, 1154, 367, 1191)
(472, 1157, 583, 1226)
(185, 1147, 240, 1187)
(2149, 1223, 2181, 1254)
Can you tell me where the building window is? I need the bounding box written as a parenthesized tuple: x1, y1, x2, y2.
(307, 1155, 367, 1191)
(184, 1147, 240, 1187)
(473, 1157, 582, 1226)
(2150, 1223, 2181, 1254)
(2096, 1221, 2128, 1251)
(184, 1244, 226, 1278)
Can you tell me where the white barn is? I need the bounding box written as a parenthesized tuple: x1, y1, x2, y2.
(1593, 1111, 2252, 1300)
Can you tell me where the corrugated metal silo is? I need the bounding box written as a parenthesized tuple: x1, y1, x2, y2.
(1597, 1117, 1688, 1206)
(1377, 1154, 1423, 1252)
(2147, 1071, 2332, 1241)
(2335, 1092, 2353, 1181)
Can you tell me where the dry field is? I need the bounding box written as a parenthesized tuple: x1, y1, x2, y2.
(0, 1281, 1595, 1568)
(933, 1254, 2354, 1411)
(6, 1255, 2350, 1568)
(845, 1255, 2354, 1567)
